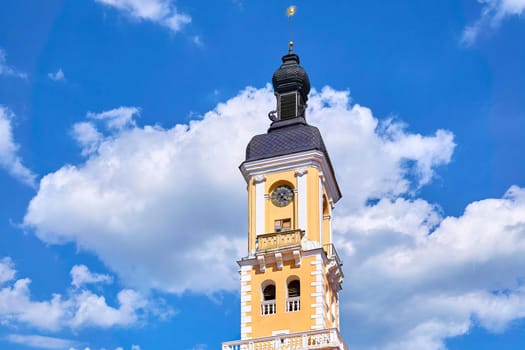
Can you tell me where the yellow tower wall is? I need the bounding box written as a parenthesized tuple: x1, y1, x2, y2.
(240, 250, 340, 340)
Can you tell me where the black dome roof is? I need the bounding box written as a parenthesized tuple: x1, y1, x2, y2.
(272, 53, 311, 102)
(245, 118, 326, 162)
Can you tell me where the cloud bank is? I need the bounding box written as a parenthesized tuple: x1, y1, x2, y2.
(23, 86, 525, 349)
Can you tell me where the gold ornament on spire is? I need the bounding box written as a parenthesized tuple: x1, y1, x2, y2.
(286, 5, 297, 52)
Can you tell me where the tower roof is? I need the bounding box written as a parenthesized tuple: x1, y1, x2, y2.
(245, 118, 326, 161)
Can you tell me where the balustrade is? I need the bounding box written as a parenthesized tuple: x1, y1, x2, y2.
(261, 300, 276, 315)
(257, 230, 304, 251)
(222, 328, 348, 350)
(286, 297, 300, 312)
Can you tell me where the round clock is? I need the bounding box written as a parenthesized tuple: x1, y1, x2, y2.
(271, 185, 294, 207)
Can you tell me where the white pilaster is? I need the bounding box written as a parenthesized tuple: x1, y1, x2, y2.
(295, 168, 308, 236)
(319, 174, 324, 245)
(254, 175, 266, 236)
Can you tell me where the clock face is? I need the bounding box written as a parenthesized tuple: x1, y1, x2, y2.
(271, 185, 294, 207)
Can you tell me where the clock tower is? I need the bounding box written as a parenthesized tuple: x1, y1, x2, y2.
(222, 45, 348, 350)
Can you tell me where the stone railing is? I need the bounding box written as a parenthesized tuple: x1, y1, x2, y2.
(222, 328, 348, 350)
(261, 300, 276, 315)
(257, 230, 304, 251)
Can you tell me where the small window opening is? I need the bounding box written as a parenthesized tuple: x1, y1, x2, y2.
(274, 218, 291, 232)
(279, 92, 298, 120)
(261, 284, 276, 315)
(286, 279, 300, 312)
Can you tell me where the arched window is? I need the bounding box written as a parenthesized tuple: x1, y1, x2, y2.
(263, 284, 276, 301)
(261, 282, 276, 315)
(286, 278, 300, 312)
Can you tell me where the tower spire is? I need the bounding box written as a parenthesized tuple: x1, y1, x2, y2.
(286, 5, 297, 53)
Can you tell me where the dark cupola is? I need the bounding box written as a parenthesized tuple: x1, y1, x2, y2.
(244, 47, 330, 165)
(270, 48, 311, 121)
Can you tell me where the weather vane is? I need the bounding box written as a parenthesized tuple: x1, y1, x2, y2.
(286, 5, 297, 53)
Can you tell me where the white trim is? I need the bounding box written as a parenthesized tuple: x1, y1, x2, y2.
(254, 175, 266, 236)
(241, 150, 341, 205)
(295, 168, 308, 235)
(241, 274, 251, 282)
(319, 177, 324, 245)
(242, 305, 252, 313)
(275, 252, 283, 270)
(293, 250, 301, 267)
(314, 255, 325, 327)
(257, 255, 266, 272)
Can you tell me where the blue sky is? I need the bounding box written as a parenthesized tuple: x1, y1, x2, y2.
(1, 0, 525, 349)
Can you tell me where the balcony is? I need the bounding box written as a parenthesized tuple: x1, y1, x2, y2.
(222, 328, 348, 350)
(257, 230, 304, 252)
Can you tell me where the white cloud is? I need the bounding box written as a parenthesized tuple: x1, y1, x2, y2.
(0, 106, 37, 187)
(0, 48, 27, 79)
(71, 289, 145, 328)
(0, 277, 68, 331)
(131, 345, 141, 350)
(71, 264, 113, 288)
(71, 122, 104, 156)
(0, 257, 16, 284)
(24, 85, 525, 348)
(87, 106, 139, 131)
(48, 68, 65, 81)
(72, 107, 140, 155)
(462, 0, 525, 45)
(0, 260, 151, 331)
(6, 334, 79, 350)
(95, 0, 191, 33)
(192, 35, 203, 46)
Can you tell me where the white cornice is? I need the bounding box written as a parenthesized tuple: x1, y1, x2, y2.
(240, 150, 342, 204)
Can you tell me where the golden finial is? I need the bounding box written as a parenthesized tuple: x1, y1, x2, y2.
(286, 5, 297, 53)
